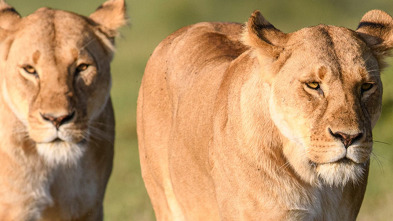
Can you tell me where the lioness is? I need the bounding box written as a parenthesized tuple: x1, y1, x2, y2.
(0, 0, 126, 220)
(138, 9, 393, 220)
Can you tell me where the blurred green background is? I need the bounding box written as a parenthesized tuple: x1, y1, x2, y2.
(8, 0, 393, 220)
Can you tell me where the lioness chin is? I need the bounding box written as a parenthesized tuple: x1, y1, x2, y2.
(138, 9, 393, 221)
(0, 0, 126, 220)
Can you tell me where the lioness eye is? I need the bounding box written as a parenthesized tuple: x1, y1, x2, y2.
(306, 82, 320, 90)
(76, 63, 89, 73)
(23, 65, 37, 75)
(361, 83, 373, 92)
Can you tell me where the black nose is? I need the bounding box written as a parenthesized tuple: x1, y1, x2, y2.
(41, 111, 75, 129)
(329, 129, 363, 148)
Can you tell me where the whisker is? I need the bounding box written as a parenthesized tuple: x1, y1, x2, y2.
(371, 152, 384, 174)
(89, 121, 114, 130)
(277, 149, 311, 173)
(373, 140, 391, 146)
(87, 126, 114, 144)
(88, 121, 112, 126)
(79, 38, 97, 53)
(278, 161, 291, 171)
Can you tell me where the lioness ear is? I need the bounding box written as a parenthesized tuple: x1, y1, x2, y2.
(356, 10, 393, 66)
(242, 10, 288, 58)
(0, 0, 21, 30)
(89, 0, 127, 37)
(242, 11, 290, 83)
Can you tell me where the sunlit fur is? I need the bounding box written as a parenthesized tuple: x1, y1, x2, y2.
(316, 162, 366, 187)
(0, 0, 126, 220)
(36, 142, 86, 167)
(138, 9, 393, 221)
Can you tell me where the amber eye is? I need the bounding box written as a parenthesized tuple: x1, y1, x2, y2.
(76, 63, 89, 73)
(361, 83, 373, 92)
(306, 82, 320, 90)
(22, 65, 37, 75)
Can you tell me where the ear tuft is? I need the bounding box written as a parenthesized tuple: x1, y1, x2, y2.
(0, 0, 21, 30)
(90, 0, 128, 37)
(0, 0, 15, 12)
(358, 9, 393, 28)
(357, 10, 393, 57)
(242, 10, 287, 56)
(242, 11, 290, 83)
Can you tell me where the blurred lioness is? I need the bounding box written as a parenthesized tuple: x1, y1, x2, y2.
(138, 9, 393, 221)
(0, 0, 126, 220)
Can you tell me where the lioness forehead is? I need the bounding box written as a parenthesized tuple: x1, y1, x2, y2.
(286, 25, 377, 80)
(299, 25, 368, 59)
(15, 8, 95, 48)
(6, 8, 103, 65)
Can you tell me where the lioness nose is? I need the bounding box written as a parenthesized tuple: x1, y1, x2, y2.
(329, 129, 363, 148)
(41, 111, 75, 129)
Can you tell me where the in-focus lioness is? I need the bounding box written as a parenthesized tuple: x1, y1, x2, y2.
(138, 10, 393, 220)
(0, 0, 126, 220)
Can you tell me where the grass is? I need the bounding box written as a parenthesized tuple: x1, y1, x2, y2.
(8, 0, 393, 220)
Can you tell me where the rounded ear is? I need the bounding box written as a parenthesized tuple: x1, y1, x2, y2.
(242, 11, 291, 83)
(0, 0, 21, 30)
(89, 0, 128, 37)
(242, 10, 288, 58)
(356, 10, 393, 64)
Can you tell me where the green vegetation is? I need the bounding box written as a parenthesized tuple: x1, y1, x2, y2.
(10, 0, 393, 220)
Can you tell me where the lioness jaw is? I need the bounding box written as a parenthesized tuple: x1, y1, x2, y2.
(0, 0, 126, 220)
(138, 9, 393, 220)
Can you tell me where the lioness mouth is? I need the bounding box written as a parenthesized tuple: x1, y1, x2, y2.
(310, 157, 355, 166)
(52, 138, 63, 143)
(40, 138, 87, 145)
(335, 158, 353, 164)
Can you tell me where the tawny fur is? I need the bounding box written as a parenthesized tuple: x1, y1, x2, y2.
(138, 10, 393, 220)
(0, 0, 126, 220)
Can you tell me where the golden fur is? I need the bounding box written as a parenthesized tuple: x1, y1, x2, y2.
(0, 0, 126, 220)
(138, 10, 393, 220)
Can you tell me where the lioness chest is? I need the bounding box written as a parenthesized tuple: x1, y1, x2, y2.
(0, 145, 97, 220)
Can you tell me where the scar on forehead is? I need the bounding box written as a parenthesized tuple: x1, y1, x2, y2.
(33, 51, 41, 64)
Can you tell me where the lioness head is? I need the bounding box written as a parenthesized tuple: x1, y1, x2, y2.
(0, 0, 126, 165)
(243, 10, 393, 186)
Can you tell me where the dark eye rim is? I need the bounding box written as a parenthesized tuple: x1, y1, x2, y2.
(305, 82, 320, 90)
(22, 65, 37, 75)
(361, 82, 374, 92)
(76, 63, 90, 73)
